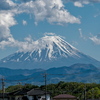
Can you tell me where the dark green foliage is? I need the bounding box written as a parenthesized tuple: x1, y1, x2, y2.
(42, 81, 100, 99)
(5, 84, 39, 92)
(2, 82, 100, 100)
(6, 85, 23, 92)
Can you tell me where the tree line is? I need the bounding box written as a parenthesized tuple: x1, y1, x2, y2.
(1, 81, 100, 99)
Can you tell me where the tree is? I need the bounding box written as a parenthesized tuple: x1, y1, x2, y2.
(87, 87, 100, 99)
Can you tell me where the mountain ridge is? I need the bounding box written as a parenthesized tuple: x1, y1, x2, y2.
(0, 63, 100, 85)
(0, 35, 100, 69)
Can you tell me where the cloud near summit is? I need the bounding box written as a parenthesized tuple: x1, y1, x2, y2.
(0, 0, 81, 49)
(0, 0, 99, 50)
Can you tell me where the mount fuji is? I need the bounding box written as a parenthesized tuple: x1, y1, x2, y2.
(0, 35, 100, 69)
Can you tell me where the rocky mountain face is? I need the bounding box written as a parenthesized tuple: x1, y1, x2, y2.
(0, 35, 100, 69)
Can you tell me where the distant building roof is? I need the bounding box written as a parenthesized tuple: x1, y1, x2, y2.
(8, 88, 50, 96)
(53, 94, 77, 99)
(27, 89, 50, 96)
(9, 88, 30, 96)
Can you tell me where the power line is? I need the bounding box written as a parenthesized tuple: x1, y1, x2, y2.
(43, 73, 47, 100)
(0, 71, 87, 90)
(4, 74, 42, 82)
(2, 71, 85, 83)
(1, 78, 5, 100)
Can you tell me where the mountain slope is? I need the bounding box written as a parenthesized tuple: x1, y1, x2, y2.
(0, 35, 100, 69)
(4, 64, 100, 85)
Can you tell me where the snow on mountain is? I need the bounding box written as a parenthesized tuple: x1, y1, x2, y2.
(1, 35, 80, 62)
(0, 35, 100, 69)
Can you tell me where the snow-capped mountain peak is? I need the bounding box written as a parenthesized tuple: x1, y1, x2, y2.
(1, 35, 80, 62)
(1, 35, 100, 69)
(31, 35, 80, 59)
(23, 35, 80, 60)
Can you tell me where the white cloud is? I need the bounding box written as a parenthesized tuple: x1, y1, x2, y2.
(79, 28, 83, 38)
(0, 37, 15, 49)
(6, 0, 16, 6)
(24, 35, 33, 42)
(22, 20, 27, 25)
(74, 1, 84, 7)
(14, 36, 35, 52)
(89, 34, 100, 45)
(0, 0, 17, 48)
(0, 0, 81, 50)
(0, 0, 16, 10)
(44, 33, 56, 36)
(63, 0, 100, 7)
(0, 0, 100, 51)
(0, 35, 34, 51)
(19, 0, 81, 25)
(0, 0, 81, 26)
(0, 11, 17, 42)
(0, 11, 16, 28)
(78, 28, 86, 40)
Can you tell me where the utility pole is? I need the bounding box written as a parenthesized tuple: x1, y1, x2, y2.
(84, 85, 86, 100)
(18, 82, 22, 89)
(43, 73, 47, 100)
(92, 88, 94, 100)
(1, 78, 5, 100)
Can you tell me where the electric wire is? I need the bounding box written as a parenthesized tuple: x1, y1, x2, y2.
(0, 71, 86, 84)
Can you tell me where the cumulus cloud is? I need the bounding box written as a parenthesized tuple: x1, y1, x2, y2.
(0, 0, 99, 51)
(0, 11, 17, 42)
(0, 36, 15, 49)
(0, 0, 16, 10)
(13, 41, 34, 52)
(0, 0, 80, 50)
(18, 0, 80, 25)
(0, 0, 18, 49)
(74, 2, 84, 7)
(89, 34, 100, 45)
(0, 0, 81, 26)
(22, 20, 27, 25)
(0, 34, 34, 51)
(73, 1, 89, 7)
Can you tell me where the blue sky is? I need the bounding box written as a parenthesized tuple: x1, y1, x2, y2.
(0, 0, 100, 61)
